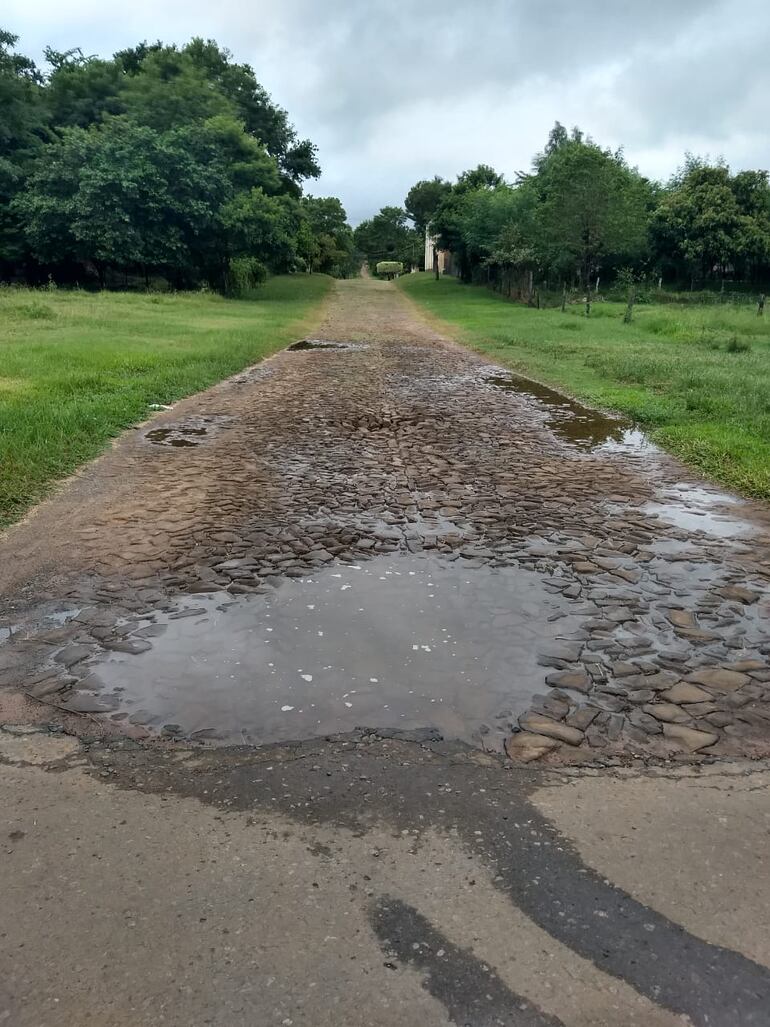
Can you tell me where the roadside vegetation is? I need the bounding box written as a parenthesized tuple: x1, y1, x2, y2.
(399, 273, 770, 499)
(359, 123, 770, 298)
(0, 275, 331, 527)
(1, 31, 360, 291)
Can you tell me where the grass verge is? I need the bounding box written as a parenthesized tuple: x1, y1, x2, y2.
(0, 275, 332, 528)
(399, 273, 770, 499)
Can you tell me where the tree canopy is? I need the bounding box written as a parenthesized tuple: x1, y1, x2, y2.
(396, 126, 770, 292)
(353, 207, 421, 272)
(0, 31, 354, 290)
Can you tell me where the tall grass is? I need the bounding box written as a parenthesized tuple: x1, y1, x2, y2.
(399, 273, 770, 498)
(0, 276, 332, 527)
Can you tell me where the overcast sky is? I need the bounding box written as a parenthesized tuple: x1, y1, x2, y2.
(6, 0, 768, 224)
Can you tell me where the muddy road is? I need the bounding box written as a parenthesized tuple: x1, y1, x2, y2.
(1, 277, 770, 1025)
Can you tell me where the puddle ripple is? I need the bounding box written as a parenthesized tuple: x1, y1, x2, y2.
(95, 556, 574, 749)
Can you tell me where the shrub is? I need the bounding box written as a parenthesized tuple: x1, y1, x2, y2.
(726, 335, 751, 354)
(226, 257, 268, 297)
(375, 261, 403, 279)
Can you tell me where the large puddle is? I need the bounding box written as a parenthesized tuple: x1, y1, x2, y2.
(485, 372, 655, 453)
(94, 556, 573, 749)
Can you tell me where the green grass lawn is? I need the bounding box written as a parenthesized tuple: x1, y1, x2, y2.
(0, 275, 332, 528)
(399, 273, 770, 499)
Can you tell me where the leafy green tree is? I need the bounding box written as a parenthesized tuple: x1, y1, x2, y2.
(300, 196, 357, 276)
(354, 207, 420, 271)
(534, 138, 652, 288)
(404, 176, 451, 235)
(0, 30, 49, 269)
(653, 158, 770, 285)
(2, 31, 331, 289)
(14, 119, 224, 284)
(44, 48, 126, 128)
(430, 165, 505, 281)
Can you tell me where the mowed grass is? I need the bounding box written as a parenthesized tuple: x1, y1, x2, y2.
(399, 273, 770, 499)
(0, 275, 332, 527)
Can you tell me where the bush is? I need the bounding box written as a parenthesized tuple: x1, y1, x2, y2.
(726, 335, 751, 354)
(226, 257, 268, 297)
(375, 261, 404, 279)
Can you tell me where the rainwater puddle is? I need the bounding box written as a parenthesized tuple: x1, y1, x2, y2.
(95, 556, 573, 749)
(288, 339, 349, 351)
(486, 372, 652, 452)
(642, 484, 754, 539)
(146, 426, 206, 448)
(145, 414, 231, 448)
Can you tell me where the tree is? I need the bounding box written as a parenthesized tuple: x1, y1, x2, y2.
(0, 30, 49, 270)
(14, 119, 223, 284)
(353, 207, 421, 271)
(535, 138, 652, 288)
(300, 196, 357, 276)
(404, 176, 451, 236)
(1, 31, 334, 289)
(428, 165, 506, 281)
(653, 159, 770, 286)
(653, 158, 741, 285)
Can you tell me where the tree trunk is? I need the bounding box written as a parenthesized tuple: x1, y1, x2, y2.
(433, 248, 439, 281)
(561, 282, 567, 313)
(758, 294, 766, 317)
(623, 286, 636, 324)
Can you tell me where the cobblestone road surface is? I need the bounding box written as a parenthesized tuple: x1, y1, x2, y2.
(1, 278, 770, 1026)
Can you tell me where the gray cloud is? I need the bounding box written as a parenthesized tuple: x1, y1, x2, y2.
(5, 0, 767, 222)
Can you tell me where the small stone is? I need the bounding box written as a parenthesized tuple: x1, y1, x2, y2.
(64, 693, 119, 713)
(666, 609, 697, 629)
(54, 644, 92, 667)
(661, 682, 713, 704)
(642, 702, 690, 724)
(505, 732, 559, 763)
(662, 723, 719, 752)
(621, 670, 679, 691)
(612, 661, 640, 678)
(686, 668, 751, 692)
(518, 713, 584, 746)
(566, 706, 600, 731)
(706, 712, 734, 728)
(102, 638, 152, 655)
(537, 643, 583, 668)
(605, 713, 625, 741)
(626, 689, 656, 704)
(684, 701, 719, 716)
(629, 709, 662, 734)
(545, 670, 591, 693)
(716, 586, 759, 605)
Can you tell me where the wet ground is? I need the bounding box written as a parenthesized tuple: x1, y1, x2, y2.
(2, 277, 770, 1024)
(1, 277, 770, 764)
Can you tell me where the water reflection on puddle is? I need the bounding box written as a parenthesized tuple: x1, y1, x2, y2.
(486, 372, 655, 453)
(96, 556, 571, 748)
(642, 484, 754, 539)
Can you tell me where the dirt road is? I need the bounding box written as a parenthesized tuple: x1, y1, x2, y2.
(1, 277, 770, 1024)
